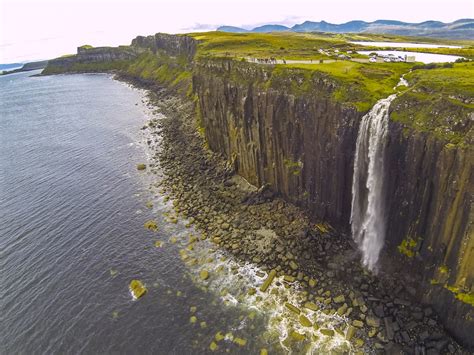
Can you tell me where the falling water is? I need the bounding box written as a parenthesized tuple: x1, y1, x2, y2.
(350, 94, 397, 272)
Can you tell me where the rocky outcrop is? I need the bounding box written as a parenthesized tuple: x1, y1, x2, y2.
(131, 33, 197, 59)
(43, 46, 138, 74)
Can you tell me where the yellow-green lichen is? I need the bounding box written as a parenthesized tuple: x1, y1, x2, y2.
(445, 285, 474, 307)
(397, 236, 421, 257)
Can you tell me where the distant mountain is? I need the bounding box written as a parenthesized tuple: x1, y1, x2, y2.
(252, 25, 289, 33)
(217, 26, 248, 33)
(217, 19, 474, 40)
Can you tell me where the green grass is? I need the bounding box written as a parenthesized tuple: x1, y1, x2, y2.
(190, 31, 356, 60)
(391, 62, 474, 146)
(282, 61, 412, 110)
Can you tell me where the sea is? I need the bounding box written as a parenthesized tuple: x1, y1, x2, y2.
(0, 70, 351, 355)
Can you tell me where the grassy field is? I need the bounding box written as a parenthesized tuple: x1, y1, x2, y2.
(189, 31, 473, 141)
(190, 31, 357, 60)
(391, 62, 473, 146)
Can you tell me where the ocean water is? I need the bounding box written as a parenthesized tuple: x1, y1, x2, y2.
(1, 71, 357, 355)
(0, 71, 272, 354)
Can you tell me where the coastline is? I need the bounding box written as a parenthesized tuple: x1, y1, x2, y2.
(119, 74, 467, 353)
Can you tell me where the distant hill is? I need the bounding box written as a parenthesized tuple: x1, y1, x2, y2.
(0, 63, 24, 71)
(252, 25, 290, 33)
(217, 19, 474, 39)
(1, 60, 49, 75)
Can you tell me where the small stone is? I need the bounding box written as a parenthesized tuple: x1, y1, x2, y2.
(334, 295, 345, 303)
(136, 163, 146, 170)
(304, 302, 318, 311)
(248, 288, 256, 296)
(289, 260, 298, 270)
(221, 222, 230, 230)
(190, 306, 197, 313)
(299, 314, 312, 327)
(320, 328, 335, 336)
(290, 330, 306, 341)
(355, 338, 364, 347)
(284, 275, 296, 282)
(260, 349, 268, 355)
(260, 269, 277, 292)
(346, 325, 356, 340)
(352, 320, 364, 328)
(200, 321, 207, 328)
(285, 303, 301, 314)
(309, 279, 317, 287)
(144, 220, 158, 231)
(209, 342, 218, 351)
(234, 337, 247, 346)
(215, 332, 225, 341)
(200, 270, 209, 280)
(190, 316, 197, 323)
(337, 303, 348, 316)
(154, 240, 163, 248)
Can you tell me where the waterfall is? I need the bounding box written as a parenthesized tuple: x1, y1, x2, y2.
(350, 94, 397, 272)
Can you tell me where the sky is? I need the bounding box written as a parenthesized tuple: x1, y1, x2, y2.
(0, 0, 472, 63)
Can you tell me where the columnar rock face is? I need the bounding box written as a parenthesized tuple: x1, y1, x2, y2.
(385, 123, 473, 344)
(193, 58, 473, 347)
(194, 60, 362, 227)
(131, 33, 197, 59)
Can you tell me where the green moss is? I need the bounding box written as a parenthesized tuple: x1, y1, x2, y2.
(284, 158, 303, 176)
(445, 285, 474, 307)
(397, 236, 421, 257)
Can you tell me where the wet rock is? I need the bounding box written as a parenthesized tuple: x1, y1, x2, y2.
(129, 280, 147, 299)
(199, 270, 209, 280)
(299, 314, 312, 327)
(320, 328, 335, 336)
(136, 163, 147, 170)
(260, 269, 276, 292)
(285, 303, 301, 314)
(304, 302, 318, 311)
(290, 330, 306, 341)
(144, 220, 158, 231)
(337, 303, 348, 316)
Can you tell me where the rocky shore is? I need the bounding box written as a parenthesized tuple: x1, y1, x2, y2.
(122, 75, 467, 354)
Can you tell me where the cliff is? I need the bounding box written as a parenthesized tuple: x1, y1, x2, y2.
(43, 45, 138, 74)
(42, 32, 473, 347)
(192, 58, 473, 347)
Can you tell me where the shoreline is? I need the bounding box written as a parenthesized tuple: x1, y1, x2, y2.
(118, 74, 466, 353)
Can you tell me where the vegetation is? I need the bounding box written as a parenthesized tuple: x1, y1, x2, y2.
(190, 31, 355, 60)
(391, 62, 473, 146)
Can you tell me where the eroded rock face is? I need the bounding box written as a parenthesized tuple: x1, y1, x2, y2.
(131, 33, 197, 59)
(194, 60, 361, 228)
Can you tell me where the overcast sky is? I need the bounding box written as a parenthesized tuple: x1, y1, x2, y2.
(0, 0, 472, 63)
